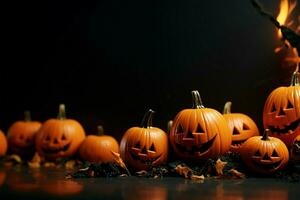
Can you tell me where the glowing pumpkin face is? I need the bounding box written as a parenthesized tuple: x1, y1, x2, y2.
(223, 102, 259, 153)
(120, 109, 168, 171)
(291, 135, 300, 161)
(0, 130, 7, 157)
(240, 129, 289, 174)
(7, 111, 41, 160)
(170, 91, 231, 161)
(36, 104, 86, 161)
(263, 71, 300, 147)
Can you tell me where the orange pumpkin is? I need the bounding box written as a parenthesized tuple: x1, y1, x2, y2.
(120, 109, 168, 171)
(7, 111, 41, 160)
(79, 125, 120, 163)
(170, 90, 231, 161)
(0, 130, 7, 157)
(36, 104, 86, 161)
(291, 134, 300, 161)
(223, 101, 259, 153)
(263, 70, 300, 148)
(240, 129, 289, 175)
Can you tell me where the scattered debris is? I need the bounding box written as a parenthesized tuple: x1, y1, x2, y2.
(111, 151, 131, 176)
(228, 168, 245, 179)
(215, 159, 227, 176)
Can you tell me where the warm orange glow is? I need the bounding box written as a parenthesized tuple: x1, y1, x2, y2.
(276, 0, 297, 38)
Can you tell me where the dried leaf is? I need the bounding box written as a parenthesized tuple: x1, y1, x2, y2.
(44, 162, 56, 168)
(175, 164, 193, 179)
(111, 151, 131, 176)
(6, 154, 22, 164)
(65, 160, 76, 170)
(136, 170, 148, 176)
(215, 159, 227, 175)
(228, 168, 245, 179)
(28, 152, 42, 168)
(190, 175, 205, 181)
(28, 162, 41, 168)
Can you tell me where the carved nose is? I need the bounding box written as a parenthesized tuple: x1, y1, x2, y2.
(262, 154, 271, 161)
(140, 147, 147, 154)
(184, 131, 194, 138)
(277, 108, 285, 116)
(54, 138, 59, 144)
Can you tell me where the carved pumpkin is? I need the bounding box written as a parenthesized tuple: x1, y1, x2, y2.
(0, 130, 7, 157)
(79, 125, 120, 163)
(291, 135, 300, 161)
(120, 109, 168, 171)
(240, 129, 289, 174)
(7, 111, 41, 160)
(263, 70, 300, 148)
(170, 90, 231, 161)
(223, 101, 259, 153)
(36, 104, 86, 161)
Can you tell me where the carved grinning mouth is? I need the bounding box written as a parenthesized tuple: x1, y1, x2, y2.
(252, 159, 282, 170)
(231, 139, 247, 148)
(129, 151, 161, 165)
(42, 143, 70, 154)
(175, 135, 216, 155)
(268, 118, 300, 135)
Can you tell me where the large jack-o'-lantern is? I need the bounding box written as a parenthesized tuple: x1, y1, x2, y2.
(0, 130, 7, 157)
(223, 101, 259, 153)
(263, 69, 300, 147)
(240, 129, 289, 175)
(169, 90, 231, 161)
(120, 109, 168, 171)
(36, 104, 86, 161)
(7, 111, 41, 160)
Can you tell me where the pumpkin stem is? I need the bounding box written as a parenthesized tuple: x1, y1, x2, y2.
(167, 120, 173, 133)
(141, 109, 155, 128)
(24, 110, 31, 122)
(261, 129, 270, 141)
(223, 101, 232, 114)
(191, 90, 205, 109)
(57, 104, 67, 120)
(291, 69, 300, 86)
(97, 125, 104, 136)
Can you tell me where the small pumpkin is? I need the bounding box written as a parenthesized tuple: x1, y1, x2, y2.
(120, 109, 168, 171)
(79, 125, 120, 163)
(240, 129, 289, 175)
(223, 101, 259, 153)
(291, 135, 300, 161)
(0, 130, 7, 157)
(36, 104, 86, 161)
(263, 69, 300, 147)
(169, 90, 231, 161)
(7, 111, 42, 160)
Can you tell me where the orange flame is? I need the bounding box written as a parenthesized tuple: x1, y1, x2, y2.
(276, 0, 297, 38)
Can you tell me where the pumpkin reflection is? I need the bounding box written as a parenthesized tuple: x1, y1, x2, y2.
(122, 183, 167, 200)
(0, 171, 6, 187)
(6, 170, 41, 192)
(41, 180, 83, 196)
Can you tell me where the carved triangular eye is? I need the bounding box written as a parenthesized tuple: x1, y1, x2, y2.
(287, 101, 294, 109)
(278, 108, 285, 116)
(149, 143, 156, 152)
(233, 127, 240, 135)
(271, 150, 279, 157)
(134, 142, 141, 149)
(195, 124, 204, 133)
(176, 125, 184, 133)
(271, 104, 277, 113)
(242, 123, 250, 130)
(254, 150, 261, 157)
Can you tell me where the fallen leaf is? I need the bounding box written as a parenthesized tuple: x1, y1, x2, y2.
(228, 168, 245, 179)
(44, 162, 56, 168)
(191, 174, 205, 181)
(65, 160, 76, 170)
(28, 152, 42, 168)
(6, 154, 22, 164)
(175, 164, 193, 179)
(28, 162, 41, 168)
(136, 170, 148, 176)
(111, 151, 131, 176)
(215, 159, 227, 175)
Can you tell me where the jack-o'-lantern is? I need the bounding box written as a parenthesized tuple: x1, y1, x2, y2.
(7, 111, 41, 160)
(0, 130, 7, 157)
(223, 101, 259, 153)
(120, 109, 168, 171)
(36, 104, 86, 161)
(240, 129, 289, 175)
(263, 70, 300, 147)
(170, 90, 231, 161)
(79, 125, 120, 163)
(291, 135, 300, 161)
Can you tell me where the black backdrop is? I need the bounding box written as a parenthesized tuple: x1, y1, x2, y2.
(0, 0, 298, 140)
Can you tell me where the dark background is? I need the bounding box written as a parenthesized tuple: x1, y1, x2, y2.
(0, 0, 298, 140)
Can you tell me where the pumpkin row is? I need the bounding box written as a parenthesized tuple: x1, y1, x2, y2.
(0, 70, 299, 175)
